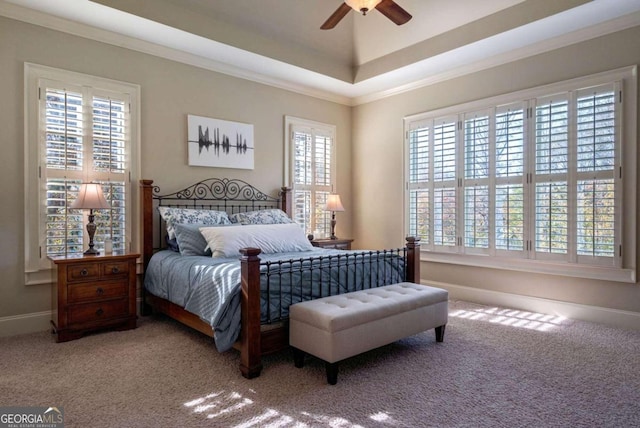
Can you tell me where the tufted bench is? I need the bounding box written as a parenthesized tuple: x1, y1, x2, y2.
(289, 282, 448, 384)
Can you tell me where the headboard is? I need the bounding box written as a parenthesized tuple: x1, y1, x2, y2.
(140, 178, 291, 271)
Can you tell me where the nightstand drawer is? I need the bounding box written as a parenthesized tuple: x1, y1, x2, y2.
(67, 263, 100, 282)
(101, 260, 130, 278)
(67, 299, 128, 325)
(67, 281, 128, 303)
(311, 238, 353, 250)
(324, 242, 350, 249)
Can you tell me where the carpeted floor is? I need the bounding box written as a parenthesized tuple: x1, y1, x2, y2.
(1, 300, 639, 427)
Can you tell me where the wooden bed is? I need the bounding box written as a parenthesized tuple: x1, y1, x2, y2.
(140, 178, 421, 379)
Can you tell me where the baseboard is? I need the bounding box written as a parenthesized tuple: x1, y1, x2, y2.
(2, 289, 637, 337)
(0, 310, 51, 337)
(424, 280, 640, 331)
(0, 298, 145, 338)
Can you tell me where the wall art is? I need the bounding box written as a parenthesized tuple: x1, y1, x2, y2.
(187, 114, 254, 169)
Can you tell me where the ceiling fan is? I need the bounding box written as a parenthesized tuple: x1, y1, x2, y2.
(321, 0, 412, 30)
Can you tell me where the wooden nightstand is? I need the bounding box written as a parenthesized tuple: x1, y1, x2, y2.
(49, 252, 139, 342)
(310, 238, 353, 250)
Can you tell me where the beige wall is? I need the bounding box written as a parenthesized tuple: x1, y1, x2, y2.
(0, 16, 352, 325)
(352, 25, 640, 318)
(2, 13, 639, 334)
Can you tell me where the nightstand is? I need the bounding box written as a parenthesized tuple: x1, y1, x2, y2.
(310, 238, 353, 250)
(49, 252, 139, 342)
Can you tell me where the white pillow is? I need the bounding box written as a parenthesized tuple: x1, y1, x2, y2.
(199, 223, 314, 258)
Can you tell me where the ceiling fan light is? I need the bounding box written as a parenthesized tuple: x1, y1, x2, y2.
(345, 0, 382, 15)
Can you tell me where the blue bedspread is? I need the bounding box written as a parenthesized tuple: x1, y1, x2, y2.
(144, 249, 405, 352)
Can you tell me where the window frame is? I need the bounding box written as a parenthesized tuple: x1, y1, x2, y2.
(24, 63, 141, 285)
(403, 66, 636, 283)
(284, 116, 337, 237)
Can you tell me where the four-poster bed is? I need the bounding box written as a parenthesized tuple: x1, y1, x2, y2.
(140, 178, 420, 378)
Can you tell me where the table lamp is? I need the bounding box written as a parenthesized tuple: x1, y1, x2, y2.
(70, 183, 110, 255)
(325, 194, 345, 240)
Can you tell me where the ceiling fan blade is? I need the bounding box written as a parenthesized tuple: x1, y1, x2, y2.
(375, 0, 412, 25)
(321, 2, 352, 30)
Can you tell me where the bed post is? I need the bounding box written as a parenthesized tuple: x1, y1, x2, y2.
(239, 247, 263, 379)
(140, 180, 154, 272)
(405, 237, 421, 284)
(280, 187, 292, 217)
(140, 180, 154, 316)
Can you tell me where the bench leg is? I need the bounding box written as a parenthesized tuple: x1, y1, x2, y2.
(293, 347, 305, 368)
(326, 362, 339, 385)
(435, 324, 446, 342)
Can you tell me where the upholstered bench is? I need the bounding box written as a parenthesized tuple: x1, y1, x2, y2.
(289, 282, 448, 384)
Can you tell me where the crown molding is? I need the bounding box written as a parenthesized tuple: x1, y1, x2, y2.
(0, 0, 353, 105)
(1, 0, 639, 107)
(352, 10, 640, 105)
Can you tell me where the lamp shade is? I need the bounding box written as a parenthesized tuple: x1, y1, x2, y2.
(70, 183, 110, 210)
(325, 194, 345, 212)
(345, 0, 382, 13)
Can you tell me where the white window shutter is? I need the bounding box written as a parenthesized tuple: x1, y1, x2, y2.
(288, 119, 336, 237)
(40, 83, 131, 257)
(408, 121, 430, 244)
(403, 69, 630, 277)
(533, 94, 570, 260)
(494, 103, 526, 255)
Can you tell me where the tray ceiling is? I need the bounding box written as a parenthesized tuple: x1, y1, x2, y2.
(2, 0, 640, 104)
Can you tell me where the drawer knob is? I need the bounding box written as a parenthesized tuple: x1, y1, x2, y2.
(96, 287, 104, 296)
(111, 267, 120, 274)
(80, 268, 89, 276)
(96, 308, 104, 316)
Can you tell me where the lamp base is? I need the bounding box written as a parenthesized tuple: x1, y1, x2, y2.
(84, 212, 100, 255)
(330, 215, 337, 240)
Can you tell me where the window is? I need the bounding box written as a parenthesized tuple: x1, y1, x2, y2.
(405, 67, 636, 282)
(25, 64, 140, 283)
(285, 116, 337, 237)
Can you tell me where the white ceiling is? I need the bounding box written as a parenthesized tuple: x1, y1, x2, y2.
(2, 0, 640, 105)
(352, 0, 527, 64)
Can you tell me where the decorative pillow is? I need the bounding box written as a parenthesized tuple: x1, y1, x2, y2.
(229, 209, 293, 225)
(199, 223, 313, 258)
(166, 235, 180, 252)
(158, 206, 231, 239)
(174, 223, 214, 257)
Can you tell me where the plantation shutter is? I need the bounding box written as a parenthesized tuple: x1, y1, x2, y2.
(292, 128, 312, 230)
(533, 94, 570, 261)
(404, 69, 629, 279)
(432, 117, 457, 251)
(463, 111, 490, 253)
(494, 103, 526, 255)
(407, 120, 430, 245)
(43, 85, 84, 255)
(574, 84, 619, 263)
(92, 95, 128, 253)
(41, 80, 130, 257)
(290, 124, 334, 236)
